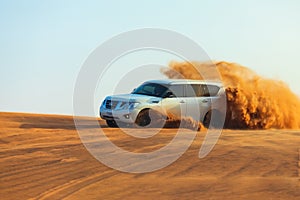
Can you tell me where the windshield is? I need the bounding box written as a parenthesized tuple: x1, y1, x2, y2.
(132, 83, 168, 97)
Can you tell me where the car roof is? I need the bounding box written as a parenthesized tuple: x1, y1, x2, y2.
(143, 79, 224, 87)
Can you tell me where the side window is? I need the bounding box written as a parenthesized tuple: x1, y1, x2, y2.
(143, 85, 155, 94)
(185, 84, 202, 97)
(201, 85, 220, 97)
(168, 85, 184, 97)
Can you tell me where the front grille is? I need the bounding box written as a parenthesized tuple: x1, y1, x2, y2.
(105, 100, 118, 109)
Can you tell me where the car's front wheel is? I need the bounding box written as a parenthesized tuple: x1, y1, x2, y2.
(135, 109, 151, 127)
(135, 109, 166, 128)
(106, 120, 118, 127)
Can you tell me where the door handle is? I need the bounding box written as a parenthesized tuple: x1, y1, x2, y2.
(179, 100, 185, 103)
(202, 99, 209, 103)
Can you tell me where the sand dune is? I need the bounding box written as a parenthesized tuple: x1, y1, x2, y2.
(1, 112, 300, 199)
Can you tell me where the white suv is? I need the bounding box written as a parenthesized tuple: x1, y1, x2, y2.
(100, 79, 225, 128)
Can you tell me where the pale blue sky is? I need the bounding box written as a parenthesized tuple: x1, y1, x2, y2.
(1, 0, 300, 115)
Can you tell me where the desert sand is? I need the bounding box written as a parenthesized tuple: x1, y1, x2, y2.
(1, 112, 300, 199)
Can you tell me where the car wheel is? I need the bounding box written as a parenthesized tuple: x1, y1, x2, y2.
(106, 120, 118, 127)
(203, 110, 224, 129)
(135, 109, 166, 128)
(135, 109, 151, 127)
(203, 111, 212, 128)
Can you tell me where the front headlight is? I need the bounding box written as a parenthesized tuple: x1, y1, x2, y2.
(128, 102, 140, 110)
(101, 99, 107, 107)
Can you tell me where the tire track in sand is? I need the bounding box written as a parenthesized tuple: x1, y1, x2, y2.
(298, 148, 300, 183)
(30, 171, 118, 200)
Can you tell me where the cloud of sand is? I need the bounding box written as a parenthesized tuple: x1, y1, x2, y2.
(161, 61, 300, 129)
(141, 109, 204, 131)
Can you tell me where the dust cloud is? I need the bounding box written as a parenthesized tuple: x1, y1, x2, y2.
(137, 109, 204, 131)
(162, 61, 300, 129)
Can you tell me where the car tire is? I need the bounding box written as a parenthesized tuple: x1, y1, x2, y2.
(203, 111, 212, 128)
(135, 109, 151, 127)
(135, 109, 166, 128)
(203, 110, 224, 129)
(106, 120, 118, 127)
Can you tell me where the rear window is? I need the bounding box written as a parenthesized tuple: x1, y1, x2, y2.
(185, 84, 201, 97)
(185, 84, 220, 97)
(203, 85, 220, 96)
(167, 85, 184, 97)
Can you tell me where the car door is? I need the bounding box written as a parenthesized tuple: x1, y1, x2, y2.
(161, 84, 186, 118)
(184, 84, 212, 121)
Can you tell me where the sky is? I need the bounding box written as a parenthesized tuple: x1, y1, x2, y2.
(0, 0, 300, 115)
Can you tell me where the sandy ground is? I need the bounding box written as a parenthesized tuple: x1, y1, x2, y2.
(0, 112, 300, 200)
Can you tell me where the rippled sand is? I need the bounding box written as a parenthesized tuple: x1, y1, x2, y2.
(1, 112, 300, 199)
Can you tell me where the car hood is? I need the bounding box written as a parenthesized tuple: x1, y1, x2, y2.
(106, 94, 162, 103)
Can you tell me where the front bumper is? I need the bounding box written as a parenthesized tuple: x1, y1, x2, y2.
(100, 106, 139, 123)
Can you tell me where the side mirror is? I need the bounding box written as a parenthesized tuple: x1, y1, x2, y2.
(132, 88, 136, 93)
(164, 91, 175, 98)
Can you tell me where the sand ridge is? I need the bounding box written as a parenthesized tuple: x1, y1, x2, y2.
(1, 112, 300, 199)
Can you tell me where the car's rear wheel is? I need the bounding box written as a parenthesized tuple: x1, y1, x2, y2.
(106, 120, 118, 127)
(203, 110, 224, 128)
(203, 111, 212, 128)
